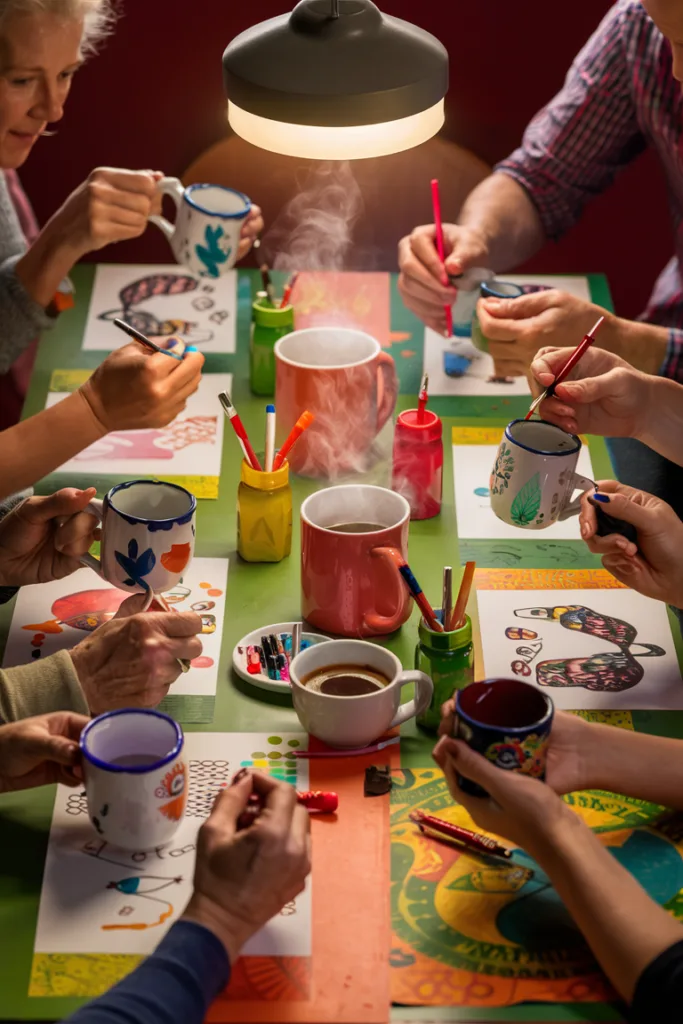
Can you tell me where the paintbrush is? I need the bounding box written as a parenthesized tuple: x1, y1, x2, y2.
(447, 561, 475, 631)
(264, 404, 276, 472)
(525, 315, 606, 421)
(417, 372, 429, 424)
(379, 548, 443, 631)
(442, 566, 453, 630)
(112, 318, 184, 361)
(280, 271, 299, 309)
(218, 392, 262, 471)
(430, 178, 453, 338)
(260, 263, 276, 305)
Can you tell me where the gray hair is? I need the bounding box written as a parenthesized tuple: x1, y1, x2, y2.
(0, 0, 117, 58)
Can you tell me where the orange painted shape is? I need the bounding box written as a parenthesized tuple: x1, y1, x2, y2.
(160, 543, 192, 574)
(207, 588, 223, 597)
(199, 582, 211, 589)
(22, 619, 62, 634)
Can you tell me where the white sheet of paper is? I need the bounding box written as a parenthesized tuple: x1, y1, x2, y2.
(453, 444, 595, 540)
(477, 588, 682, 710)
(43, 373, 232, 478)
(81, 264, 237, 353)
(2, 558, 228, 698)
(33, 733, 310, 956)
(425, 274, 591, 397)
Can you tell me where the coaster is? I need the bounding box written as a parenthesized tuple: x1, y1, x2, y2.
(232, 621, 330, 694)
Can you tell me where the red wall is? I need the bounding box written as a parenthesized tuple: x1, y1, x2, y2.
(19, 0, 672, 320)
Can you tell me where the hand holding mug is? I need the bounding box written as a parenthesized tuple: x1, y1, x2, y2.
(0, 712, 87, 794)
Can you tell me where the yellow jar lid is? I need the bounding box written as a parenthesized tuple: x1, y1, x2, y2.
(241, 458, 289, 489)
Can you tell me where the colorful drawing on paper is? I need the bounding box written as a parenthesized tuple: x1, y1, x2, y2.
(477, 587, 682, 710)
(239, 735, 302, 781)
(81, 264, 237, 353)
(30, 734, 310, 998)
(453, 443, 595, 541)
(390, 768, 683, 1007)
(293, 271, 391, 347)
(3, 559, 228, 716)
(43, 372, 231, 480)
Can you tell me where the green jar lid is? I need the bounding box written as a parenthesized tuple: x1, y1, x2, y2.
(253, 299, 294, 326)
(418, 612, 472, 650)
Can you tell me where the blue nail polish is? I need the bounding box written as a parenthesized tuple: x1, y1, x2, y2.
(166, 338, 179, 349)
(185, 345, 198, 353)
(592, 493, 610, 503)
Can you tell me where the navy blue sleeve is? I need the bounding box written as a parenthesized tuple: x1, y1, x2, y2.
(629, 938, 683, 1023)
(64, 920, 231, 1024)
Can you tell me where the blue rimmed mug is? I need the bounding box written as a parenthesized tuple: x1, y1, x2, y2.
(80, 479, 196, 596)
(454, 678, 554, 797)
(490, 419, 594, 530)
(81, 709, 187, 850)
(150, 177, 251, 278)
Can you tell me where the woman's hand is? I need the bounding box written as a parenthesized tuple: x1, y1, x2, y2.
(237, 205, 263, 262)
(477, 289, 616, 380)
(439, 702, 594, 797)
(78, 341, 204, 433)
(183, 771, 311, 962)
(0, 712, 87, 793)
(580, 481, 683, 608)
(0, 488, 99, 586)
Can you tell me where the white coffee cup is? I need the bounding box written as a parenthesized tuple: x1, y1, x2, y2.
(80, 709, 187, 851)
(490, 419, 594, 530)
(150, 177, 251, 278)
(289, 640, 433, 748)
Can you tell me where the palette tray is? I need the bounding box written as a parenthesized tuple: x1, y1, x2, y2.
(232, 621, 331, 694)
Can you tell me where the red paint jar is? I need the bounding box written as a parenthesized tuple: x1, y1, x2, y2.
(391, 409, 443, 520)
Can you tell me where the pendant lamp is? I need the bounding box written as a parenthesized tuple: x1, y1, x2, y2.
(223, 0, 448, 161)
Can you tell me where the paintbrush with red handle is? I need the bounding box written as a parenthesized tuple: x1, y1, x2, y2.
(525, 314, 606, 421)
(431, 179, 453, 338)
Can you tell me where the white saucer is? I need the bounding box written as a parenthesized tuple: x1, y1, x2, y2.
(232, 621, 331, 694)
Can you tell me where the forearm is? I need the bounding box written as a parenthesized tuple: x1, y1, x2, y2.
(14, 218, 81, 309)
(637, 375, 683, 467)
(0, 390, 105, 501)
(582, 722, 683, 810)
(534, 815, 683, 1002)
(457, 173, 546, 272)
(595, 316, 669, 377)
(0, 650, 88, 725)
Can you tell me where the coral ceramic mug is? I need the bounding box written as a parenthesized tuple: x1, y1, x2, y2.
(290, 640, 433, 748)
(489, 419, 594, 530)
(274, 328, 398, 478)
(301, 485, 411, 637)
(81, 709, 187, 850)
(150, 177, 251, 278)
(80, 479, 196, 595)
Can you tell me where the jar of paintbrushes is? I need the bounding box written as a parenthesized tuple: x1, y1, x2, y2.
(250, 268, 298, 396)
(237, 458, 292, 562)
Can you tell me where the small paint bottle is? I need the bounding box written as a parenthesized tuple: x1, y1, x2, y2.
(415, 611, 474, 733)
(237, 458, 292, 563)
(471, 280, 524, 353)
(250, 298, 294, 396)
(391, 409, 443, 520)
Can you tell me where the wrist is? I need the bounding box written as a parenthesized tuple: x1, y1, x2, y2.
(75, 381, 112, 437)
(526, 803, 594, 866)
(182, 893, 247, 965)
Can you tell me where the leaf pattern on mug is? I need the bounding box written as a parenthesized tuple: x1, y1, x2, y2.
(490, 444, 515, 495)
(510, 473, 542, 526)
(114, 538, 156, 588)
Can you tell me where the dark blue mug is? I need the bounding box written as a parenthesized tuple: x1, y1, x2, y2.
(453, 678, 554, 797)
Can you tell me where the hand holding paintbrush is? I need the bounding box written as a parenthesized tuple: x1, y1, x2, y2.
(525, 315, 606, 420)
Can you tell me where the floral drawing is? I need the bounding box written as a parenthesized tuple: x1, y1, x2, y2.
(490, 445, 515, 495)
(114, 539, 156, 588)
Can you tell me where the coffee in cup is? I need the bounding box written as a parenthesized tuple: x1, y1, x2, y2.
(301, 664, 390, 696)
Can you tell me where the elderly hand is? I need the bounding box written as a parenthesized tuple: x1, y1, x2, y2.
(397, 223, 488, 334)
(237, 205, 263, 262)
(477, 289, 615, 379)
(0, 712, 87, 793)
(530, 346, 650, 438)
(78, 341, 204, 433)
(432, 734, 581, 857)
(0, 488, 99, 586)
(579, 481, 683, 608)
(69, 594, 203, 715)
(183, 770, 311, 962)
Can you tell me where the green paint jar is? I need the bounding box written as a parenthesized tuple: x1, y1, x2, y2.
(250, 299, 294, 396)
(415, 612, 474, 733)
(471, 281, 524, 353)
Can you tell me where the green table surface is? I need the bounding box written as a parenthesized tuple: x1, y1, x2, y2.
(0, 269, 677, 1023)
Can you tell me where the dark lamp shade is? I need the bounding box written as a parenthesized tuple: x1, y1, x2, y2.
(223, 0, 448, 160)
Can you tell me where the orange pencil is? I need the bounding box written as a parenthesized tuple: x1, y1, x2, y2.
(448, 561, 475, 631)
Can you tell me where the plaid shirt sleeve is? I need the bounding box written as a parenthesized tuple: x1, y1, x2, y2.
(495, 1, 647, 240)
(661, 329, 683, 381)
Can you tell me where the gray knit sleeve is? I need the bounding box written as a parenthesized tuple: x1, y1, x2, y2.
(0, 174, 57, 374)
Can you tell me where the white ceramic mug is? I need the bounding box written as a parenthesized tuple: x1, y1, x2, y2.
(80, 709, 187, 851)
(150, 177, 251, 278)
(490, 419, 594, 530)
(289, 640, 433, 748)
(80, 479, 196, 595)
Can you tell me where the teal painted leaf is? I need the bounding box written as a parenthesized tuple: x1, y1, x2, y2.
(510, 473, 542, 526)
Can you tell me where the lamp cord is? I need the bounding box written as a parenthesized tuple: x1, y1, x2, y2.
(330, 0, 339, 16)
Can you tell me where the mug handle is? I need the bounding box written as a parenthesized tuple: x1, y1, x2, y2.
(389, 670, 434, 728)
(148, 176, 184, 242)
(375, 352, 399, 433)
(78, 499, 106, 578)
(364, 546, 409, 634)
(558, 473, 595, 521)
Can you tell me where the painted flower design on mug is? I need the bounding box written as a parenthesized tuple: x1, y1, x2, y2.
(155, 762, 187, 821)
(490, 444, 515, 495)
(114, 538, 157, 588)
(484, 732, 549, 777)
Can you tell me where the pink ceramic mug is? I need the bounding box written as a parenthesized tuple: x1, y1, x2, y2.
(301, 485, 412, 638)
(275, 327, 398, 478)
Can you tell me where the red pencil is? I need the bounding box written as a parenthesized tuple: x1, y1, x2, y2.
(410, 809, 511, 860)
(430, 178, 453, 338)
(525, 314, 606, 421)
(280, 271, 299, 309)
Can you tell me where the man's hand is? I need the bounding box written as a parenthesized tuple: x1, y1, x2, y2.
(0, 712, 87, 793)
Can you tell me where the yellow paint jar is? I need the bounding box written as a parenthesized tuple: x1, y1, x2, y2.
(237, 459, 292, 563)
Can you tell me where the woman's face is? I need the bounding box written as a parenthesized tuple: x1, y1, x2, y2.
(0, 13, 83, 169)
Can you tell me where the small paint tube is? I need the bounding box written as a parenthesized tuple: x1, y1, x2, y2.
(280, 632, 292, 664)
(272, 634, 289, 681)
(246, 645, 261, 675)
(261, 636, 279, 680)
(256, 645, 266, 672)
